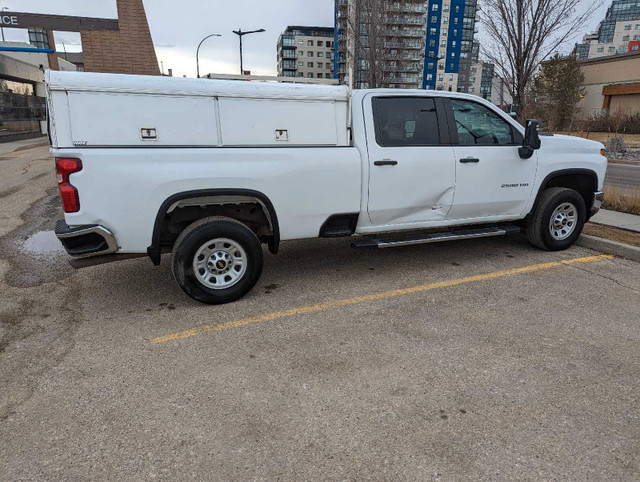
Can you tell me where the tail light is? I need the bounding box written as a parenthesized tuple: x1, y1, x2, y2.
(55, 157, 82, 213)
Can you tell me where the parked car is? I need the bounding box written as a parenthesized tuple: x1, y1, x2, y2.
(46, 71, 606, 304)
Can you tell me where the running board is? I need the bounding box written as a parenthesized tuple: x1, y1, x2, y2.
(351, 226, 520, 249)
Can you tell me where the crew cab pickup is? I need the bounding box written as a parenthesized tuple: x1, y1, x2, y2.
(46, 71, 607, 304)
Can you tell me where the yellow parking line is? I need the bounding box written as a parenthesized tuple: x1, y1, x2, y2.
(152, 254, 613, 345)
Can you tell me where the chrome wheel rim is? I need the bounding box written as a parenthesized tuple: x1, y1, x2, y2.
(549, 202, 578, 241)
(193, 238, 247, 290)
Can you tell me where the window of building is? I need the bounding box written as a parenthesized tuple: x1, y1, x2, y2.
(609, 46, 615, 52)
(634, 35, 640, 40)
(430, 39, 436, 47)
(636, 24, 640, 30)
(308, 62, 314, 67)
(428, 62, 435, 69)
(327, 51, 332, 58)
(440, 39, 446, 46)
(428, 50, 436, 58)
(318, 51, 324, 57)
(451, 99, 518, 145)
(438, 63, 444, 70)
(442, 28, 447, 35)
(297, 72, 304, 77)
(443, 17, 448, 24)
(432, 15, 438, 23)
(373, 97, 441, 147)
(432, 3, 439, 10)
(449, 74, 454, 81)
(299, 51, 304, 56)
(452, 41, 457, 47)
(443, 4, 449, 11)
(327, 41, 333, 48)
(308, 51, 314, 57)
(307, 40, 314, 45)
(318, 73, 323, 78)
(633, 44, 640, 50)
(430, 27, 437, 35)
(307, 72, 313, 78)
(455, 5, 460, 12)
(298, 39, 304, 45)
(438, 73, 444, 80)
(426, 73, 433, 80)
(597, 46, 604, 52)
(624, 24, 632, 30)
(451, 52, 456, 58)
(327, 63, 332, 69)
(317, 62, 323, 68)
(623, 35, 630, 41)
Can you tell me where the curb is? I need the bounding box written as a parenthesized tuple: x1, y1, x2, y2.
(576, 234, 640, 263)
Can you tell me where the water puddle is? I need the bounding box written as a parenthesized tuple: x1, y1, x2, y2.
(20, 230, 65, 256)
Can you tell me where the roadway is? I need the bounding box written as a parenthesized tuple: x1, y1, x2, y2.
(606, 162, 640, 190)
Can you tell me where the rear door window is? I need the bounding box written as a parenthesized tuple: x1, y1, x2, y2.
(373, 97, 441, 147)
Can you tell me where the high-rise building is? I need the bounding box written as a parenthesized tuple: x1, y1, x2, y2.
(575, 0, 640, 59)
(334, 0, 479, 92)
(277, 26, 335, 79)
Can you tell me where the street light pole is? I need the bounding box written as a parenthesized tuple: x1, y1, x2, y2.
(232, 28, 265, 75)
(196, 33, 222, 78)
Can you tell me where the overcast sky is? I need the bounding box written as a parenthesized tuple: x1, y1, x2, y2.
(3, 0, 611, 77)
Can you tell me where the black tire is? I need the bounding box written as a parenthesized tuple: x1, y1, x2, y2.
(526, 187, 586, 251)
(172, 216, 263, 304)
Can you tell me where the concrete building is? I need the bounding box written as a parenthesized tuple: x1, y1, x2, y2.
(277, 26, 335, 80)
(576, 0, 640, 59)
(0, 42, 76, 139)
(467, 60, 493, 99)
(335, 0, 479, 92)
(577, 50, 640, 118)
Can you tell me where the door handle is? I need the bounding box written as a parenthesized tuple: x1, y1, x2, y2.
(374, 159, 398, 166)
(459, 157, 480, 163)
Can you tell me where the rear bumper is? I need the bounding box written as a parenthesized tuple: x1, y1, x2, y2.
(591, 191, 604, 217)
(55, 220, 118, 258)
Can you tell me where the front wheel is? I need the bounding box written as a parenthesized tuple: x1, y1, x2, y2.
(526, 187, 586, 251)
(172, 216, 263, 304)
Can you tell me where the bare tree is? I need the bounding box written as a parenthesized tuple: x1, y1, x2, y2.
(479, 0, 598, 122)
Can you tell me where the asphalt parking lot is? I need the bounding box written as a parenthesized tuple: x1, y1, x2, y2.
(1, 146, 639, 480)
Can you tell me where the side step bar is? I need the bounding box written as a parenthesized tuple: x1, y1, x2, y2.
(351, 226, 520, 249)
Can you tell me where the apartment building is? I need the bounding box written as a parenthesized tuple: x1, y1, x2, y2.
(277, 26, 335, 79)
(335, 0, 479, 92)
(467, 60, 493, 99)
(575, 0, 640, 59)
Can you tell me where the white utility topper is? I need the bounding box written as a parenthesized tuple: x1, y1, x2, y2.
(47, 70, 606, 304)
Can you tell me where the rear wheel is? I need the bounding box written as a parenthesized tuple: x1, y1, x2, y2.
(526, 187, 586, 251)
(172, 216, 263, 304)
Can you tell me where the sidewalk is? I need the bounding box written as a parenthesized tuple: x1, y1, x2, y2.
(591, 209, 640, 233)
(0, 136, 49, 156)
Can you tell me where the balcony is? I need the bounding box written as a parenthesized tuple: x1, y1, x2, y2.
(386, 40, 425, 49)
(386, 16, 426, 25)
(386, 4, 427, 14)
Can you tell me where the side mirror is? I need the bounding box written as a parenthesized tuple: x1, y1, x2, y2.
(519, 119, 541, 159)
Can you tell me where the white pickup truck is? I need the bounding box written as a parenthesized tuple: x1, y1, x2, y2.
(46, 71, 606, 304)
